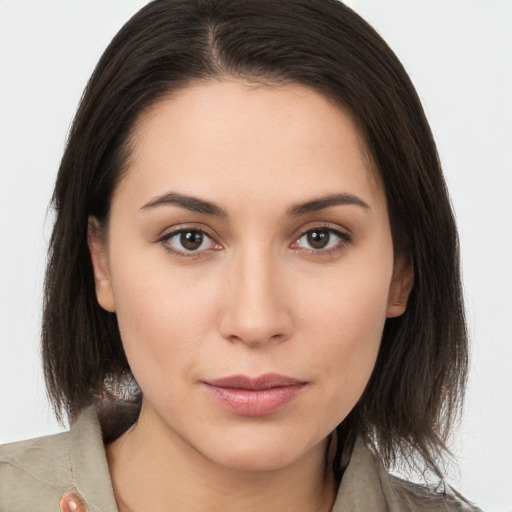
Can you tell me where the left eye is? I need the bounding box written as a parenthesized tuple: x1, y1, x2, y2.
(295, 228, 347, 251)
(165, 229, 217, 252)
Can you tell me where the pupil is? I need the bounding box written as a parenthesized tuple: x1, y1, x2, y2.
(307, 230, 329, 249)
(180, 231, 203, 250)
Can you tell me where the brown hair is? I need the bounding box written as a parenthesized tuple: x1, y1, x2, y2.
(43, 0, 467, 483)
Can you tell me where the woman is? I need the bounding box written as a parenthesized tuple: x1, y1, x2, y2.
(0, 0, 479, 510)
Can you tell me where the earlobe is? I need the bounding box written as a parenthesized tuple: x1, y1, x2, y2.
(87, 217, 116, 313)
(386, 255, 414, 318)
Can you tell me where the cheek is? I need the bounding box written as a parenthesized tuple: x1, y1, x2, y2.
(298, 250, 392, 347)
(297, 259, 392, 419)
(110, 260, 220, 390)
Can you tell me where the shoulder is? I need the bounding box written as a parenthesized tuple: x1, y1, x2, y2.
(338, 439, 482, 512)
(386, 469, 483, 512)
(0, 405, 119, 512)
(0, 430, 74, 511)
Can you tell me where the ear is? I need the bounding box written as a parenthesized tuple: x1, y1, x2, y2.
(88, 217, 116, 313)
(386, 254, 414, 318)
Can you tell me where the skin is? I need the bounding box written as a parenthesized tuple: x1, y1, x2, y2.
(89, 79, 413, 512)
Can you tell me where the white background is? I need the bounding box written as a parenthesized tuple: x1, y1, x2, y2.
(0, 1, 511, 510)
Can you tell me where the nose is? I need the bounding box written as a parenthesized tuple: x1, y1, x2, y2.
(218, 248, 293, 347)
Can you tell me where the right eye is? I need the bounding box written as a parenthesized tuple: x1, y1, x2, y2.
(160, 228, 221, 256)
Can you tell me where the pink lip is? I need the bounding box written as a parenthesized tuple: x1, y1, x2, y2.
(202, 373, 307, 416)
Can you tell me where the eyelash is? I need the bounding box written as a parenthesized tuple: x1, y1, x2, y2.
(292, 225, 352, 257)
(157, 227, 220, 259)
(157, 225, 352, 259)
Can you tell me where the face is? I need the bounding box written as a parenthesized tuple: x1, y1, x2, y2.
(90, 80, 412, 472)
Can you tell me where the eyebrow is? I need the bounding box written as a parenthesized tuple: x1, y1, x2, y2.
(140, 191, 370, 217)
(287, 193, 370, 216)
(140, 192, 227, 217)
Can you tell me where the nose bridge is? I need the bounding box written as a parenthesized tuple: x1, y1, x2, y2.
(219, 242, 291, 346)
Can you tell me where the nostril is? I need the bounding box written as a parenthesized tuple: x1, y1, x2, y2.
(227, 331, 286, 347)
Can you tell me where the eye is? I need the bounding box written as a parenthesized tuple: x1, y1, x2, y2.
(293, 227, 350, 252)
(161, 228, 220, 255)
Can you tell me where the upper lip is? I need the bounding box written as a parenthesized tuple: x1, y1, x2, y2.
(204, 373, 306, 390)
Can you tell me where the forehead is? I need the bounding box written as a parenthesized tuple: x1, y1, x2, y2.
(115, 79, 383, 211)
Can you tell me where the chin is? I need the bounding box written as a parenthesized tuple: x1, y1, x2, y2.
(201, 427, 323, 473)
(210, 446, 300, 472)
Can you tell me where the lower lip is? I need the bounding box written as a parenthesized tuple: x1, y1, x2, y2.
(203, 383, 306, 416)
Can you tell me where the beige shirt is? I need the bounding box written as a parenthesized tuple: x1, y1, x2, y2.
(0, 406, 477, 511)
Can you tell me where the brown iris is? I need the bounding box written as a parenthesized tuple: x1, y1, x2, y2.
(307, 229, 330, 249)
(180, 231, 204, 250)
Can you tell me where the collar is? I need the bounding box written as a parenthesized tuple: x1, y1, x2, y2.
(67, 405, 119, 512)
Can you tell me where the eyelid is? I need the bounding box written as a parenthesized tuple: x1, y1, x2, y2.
(290, 223, 353, 254)
(291, 222, 352, 241)
(156, 224, 222, 257)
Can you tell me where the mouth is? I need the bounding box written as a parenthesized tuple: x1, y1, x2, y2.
(202, 373, 308, 416)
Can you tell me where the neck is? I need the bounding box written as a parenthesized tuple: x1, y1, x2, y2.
(106, 402, 336, 512)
